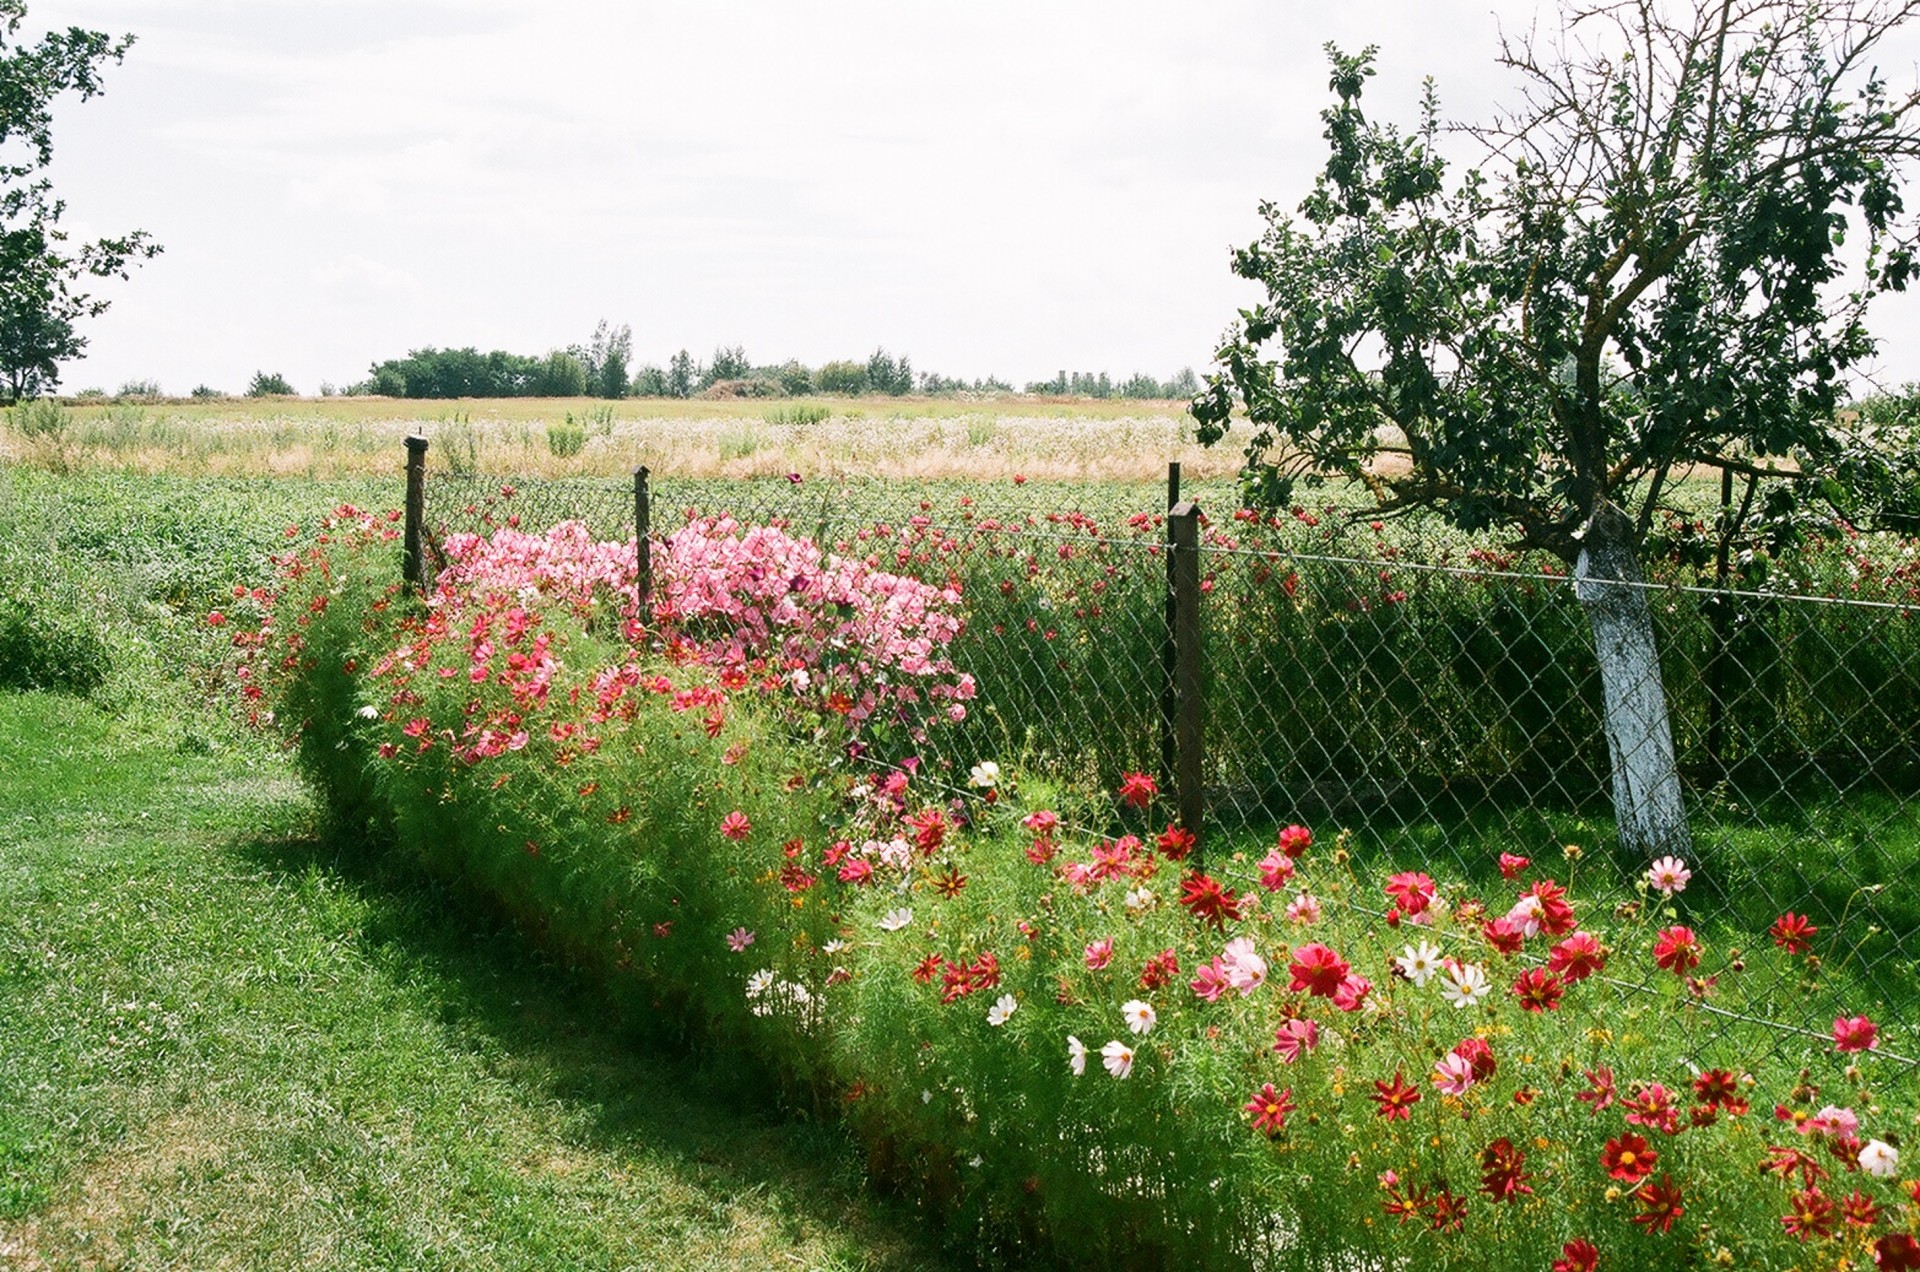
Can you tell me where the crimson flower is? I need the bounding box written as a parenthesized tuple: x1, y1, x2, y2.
(1761, 1144, 1829, 1188)
(1601, 1133, 1657, 1182)
(1156, 825, 1196, 861)
(1651, 925, 1700, 974)
(1781, 1186, 1838, 1241)
(1244, 1083, 1295, 1135)
(1497, 852, 1531, 880)
(1548, 931, 1607, 982)
(1575, 1066, 1616, 1113)
(1276, 823, 1313, 858)
(1623, 1082, 1679, 1135)
(1512, 967, 1565, 1012)
(910, 954, 944, 983)
(1630, 1175, 1685, 1234)
(1426, 1188, 1467, 1233)
(1552, 1238, 1598, 1272)
(1478, 1137, 1531, 1202)
(1875, 1234, 1920, 1270)
(1332, 972, 1372, 1012)
(1287, 942, 1351, 998)
(1117, 771, 1158, 808)
(1772, 911, 1818, 955)
(1842, 1189, 1883, 1228)
(1482, 916, 1527, 955)
(1691, 1069, 1744, 1111)
(1371, 1071, 1422, 1121)
(1384, 871, 1437, 918)
(1139, 948, 1179, 990)
(1833, 1014, 1879, 1053)
(1524, 879, 1578, 935)
(1451, 1036, 1497, 1083)
(1179, 872, 1244, 929)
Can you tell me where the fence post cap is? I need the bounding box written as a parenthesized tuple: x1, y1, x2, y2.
(1170, 499, 1201, 519)
(404, 434, 430, 454)
(634, 464, 650, 479)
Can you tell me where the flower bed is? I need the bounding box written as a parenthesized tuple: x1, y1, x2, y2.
(231, 508, 1920, 1270)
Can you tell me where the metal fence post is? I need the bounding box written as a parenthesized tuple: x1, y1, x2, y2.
(403, 435, 428, 596)
(1160, 462, 1181, 795)
(634, 465, 652, 609)
(1169, 499, 1205, 855)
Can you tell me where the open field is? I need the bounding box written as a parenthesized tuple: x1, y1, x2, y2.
(3, 395, 1230, 483)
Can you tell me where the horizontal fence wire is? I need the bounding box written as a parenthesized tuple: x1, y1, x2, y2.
(419, 457, 1920, 1073)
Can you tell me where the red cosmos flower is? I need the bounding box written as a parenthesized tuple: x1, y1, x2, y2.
(1651, 925, 1701, 974)
(1372, 1071, 1422, 1121)
(1833, 1014, 1879, 1053)
(1478, 1137, 1531, 1202)
(1552, 1239, 1598, 1272)
(1576, 1066, 1617, 1113)
(1548, 931, 1607, 982)
(1272, 1018, 1319, 1063)
(1244, 1083, 1296, 1135)
(1482, 916, 1527, 955)
(1524, 879, 1578, 935)
(1276, 823, 1313, 858)
(1021, 809, 1060, 836)
(1875, 1234, 1920, 1270)
(1332, 973, 1372, 1012)
(907, 807, 947, 855)
(1498, 852, 1531, 881)
(1691, 1069, 1746, 1113)
(1512, 967, 1566, 1012)
(1761, 1144, 1829, 1188)
(1384, 871, 1437, 919)
(1631, 1175, 1685, 1234)
(1623, 1083, 1680, 1136)
(1287, 943, 1351, 998)
(1139, 948, 1180, 989)
(1842, 1189, 1883, 1228)
(1601, 1133, 1657, 1182)
(1179, 872, 1244, 928)
(1117, 771, 1158, 808)
(1781, 1186, 1838, 1241)
(719, 810, 752, 841)
(1771, 911, 1818, 955)
(778, 864, 816, 893)
(1451, 1036, 1497, 1083)
(1024, 839, 1058, 866)
(1156, 825, 1196, 861)
(911, 954, 944, 983)
(1427, 1188, 1468, 1233)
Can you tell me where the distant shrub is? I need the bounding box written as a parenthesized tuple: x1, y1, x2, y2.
(774, 360, 813, 395)
(190, 384, 223, 399)
(11, 397, 68, 441)
(115, 378, 161, 399)
(816, 360, 868, 395)
(546, 418, 587, 458)
(0, 570, 111, 695)
(764, 402, 830, 426)
(246, 371, 294, 397)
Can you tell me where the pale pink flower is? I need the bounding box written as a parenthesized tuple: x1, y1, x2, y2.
(1122, 999, 1157, 1036)
(1084, 937, 1114, 970)
(725, 927, 755, 952)
(1221, 936, 1268, 994)
(1189, 958, 1231, 1003)
(1101, 1039, 1135, 1079)
(1432, 1051, 1476, 1096)
(1257, 849, 1295, 892)
(1285, 892, 1322, 925)
(1272, 1017, 1318, 1063)
(1646, 855, 1692, 896)
(1803, 1105, 1859, 1139)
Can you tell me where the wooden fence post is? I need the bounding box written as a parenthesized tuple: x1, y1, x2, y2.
(1169, 499, 1205, 856)
(403, 435, 428, 596)
(1160, 462, 1181, 793)
(634, 465, 652, 609)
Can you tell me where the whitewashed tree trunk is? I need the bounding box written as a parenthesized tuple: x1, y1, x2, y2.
(1573, 502, 1693, 859)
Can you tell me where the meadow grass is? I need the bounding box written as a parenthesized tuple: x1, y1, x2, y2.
(0, 691, 955, 1271)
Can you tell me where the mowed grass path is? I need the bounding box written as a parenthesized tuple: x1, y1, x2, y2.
(0, 694, 950, 1271)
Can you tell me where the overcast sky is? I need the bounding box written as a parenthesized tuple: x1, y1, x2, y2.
(23, 0, 1920, 396)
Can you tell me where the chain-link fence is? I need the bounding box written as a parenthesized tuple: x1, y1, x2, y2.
(411, 445, 1920, 1068)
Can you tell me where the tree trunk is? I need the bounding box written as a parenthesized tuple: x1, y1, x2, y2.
(1573, 502, 1693, 858)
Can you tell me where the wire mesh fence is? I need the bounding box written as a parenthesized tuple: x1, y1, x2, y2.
(414, 445, 1920, 1069)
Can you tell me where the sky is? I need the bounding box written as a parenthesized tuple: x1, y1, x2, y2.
(20, 0, 1920, 396)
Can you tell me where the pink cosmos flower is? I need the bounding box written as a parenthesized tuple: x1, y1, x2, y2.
(1646, 855, 1692, 896)
(1244, 1083, 1295, 1135)
(1497, 852, 1530, 880)
(1117, 771, 1157, 808)
(1833, 1015, 1879, 1054)
(1221, 936, 1268, 994)
(1189, 958, 1231, 1003)
(1276, 824, 1312, 858)
(1084, 937, 1114, 970)
(1285, 892, 1322, 925)
(720, 810, 752, 841)
(1256, 849, 1295, 892)
(1332, 973, 1372, 1013)
(725, 927, 755, 952)
(1287, 943, 1350, 998)
(1803, 1105, 1860, 1139)
(1272, 1017, 1319, 1063)
(1432, 1051, 1476, 1096)
(1548, 931, 1607, 982)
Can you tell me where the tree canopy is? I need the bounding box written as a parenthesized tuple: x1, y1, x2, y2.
(1194, 0, 1920, 561)
(0, 0, 158, 402)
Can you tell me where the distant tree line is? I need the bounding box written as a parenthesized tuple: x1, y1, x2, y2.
(346, 323, 1197, 402)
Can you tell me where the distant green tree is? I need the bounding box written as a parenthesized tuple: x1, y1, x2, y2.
(0, 1, 160, 403)
(246, 371, 294, 397)
(704, 344, 751, 386)
(666, 349, 696, 399)
(534, 350, 587, 397)
(773, 359, 813, 395)
(630, 364, 668, 397)
(817, 360, 868, 395)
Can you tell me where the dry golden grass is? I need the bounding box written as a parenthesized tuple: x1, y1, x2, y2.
(2, 394, 1235, 482)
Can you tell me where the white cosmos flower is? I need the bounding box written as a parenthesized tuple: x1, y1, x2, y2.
(1124, 887, 1155, 913)
(822, 939, 848, 956)
(1067, 1035, 1087, 1076)
(1395, 939, 1444, 987)
(987, 993, 1018, 1026)
(1101, 1039, 1135, 1079)
(878, 907, 914, 932)
(1439, 960, 1492, 1008)
(356, 704, 379, 720)
(1860, 1138, 1900, 1178)
(745, 969, 775, 998)
(968, 760, 1001, 788)
(1122, 999, 1157, 1036)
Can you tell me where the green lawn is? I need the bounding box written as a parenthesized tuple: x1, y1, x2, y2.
(0, 692, 952, 1271)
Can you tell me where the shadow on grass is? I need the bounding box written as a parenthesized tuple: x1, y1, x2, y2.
(233, 826, 987, 1272)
